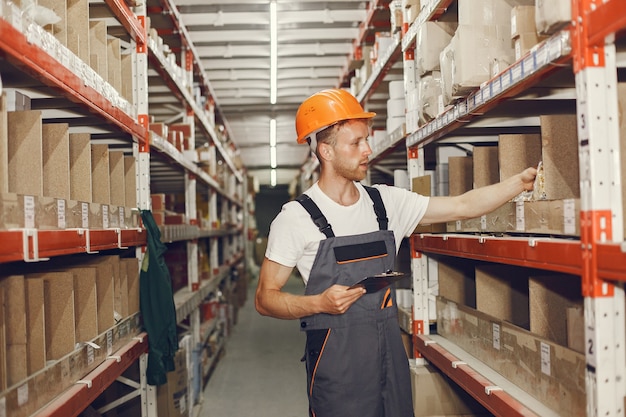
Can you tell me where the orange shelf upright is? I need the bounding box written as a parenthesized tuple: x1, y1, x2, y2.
(0, 20, 149, 148)
(411, 234, 582, 276)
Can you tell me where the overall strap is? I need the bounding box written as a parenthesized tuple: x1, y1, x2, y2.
(296, 194, 335, 238)
(363, 185, 388, 231)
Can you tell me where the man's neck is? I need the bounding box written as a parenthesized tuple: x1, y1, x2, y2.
(318, 177, 360, 206)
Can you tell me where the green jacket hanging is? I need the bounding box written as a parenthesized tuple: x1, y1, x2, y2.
(140, 209, 178, 386)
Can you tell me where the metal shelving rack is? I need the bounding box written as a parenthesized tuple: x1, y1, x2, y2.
(0, 0, 247, 415)
(394, 1, 626, 416)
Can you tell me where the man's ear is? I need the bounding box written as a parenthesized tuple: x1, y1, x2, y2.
(319, 143, 332, 160)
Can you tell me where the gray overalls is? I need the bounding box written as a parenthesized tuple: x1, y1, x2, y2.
(297, 186, 414, 417)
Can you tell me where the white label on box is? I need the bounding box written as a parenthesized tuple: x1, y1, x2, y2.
(493, 323, 501, 350)
(82, 202, 89, 228)
(102, 205, 109, 229)
(107, 330, 113, 356)
(17, 383, 28, 406)
(24, 195, 35, 229)
(456, 220, 462, 231)
(564, 199, 576, 235)
(480, 215, 487, 231)
(119, 206, 125, 227)
(516, 201, 525, 231)
(541, 342, 551, 376)
(57, 199, 66, 229)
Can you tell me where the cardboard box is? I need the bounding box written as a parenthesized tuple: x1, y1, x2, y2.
(566, 306, 585, 354)
(475, 264, 529, 329)
(68, 267, 99, 342)
(437, 258, 477, 308)
(512, 199, 580, 236)
(410, 364, 490, 416)
(89, 20, 108, 80)
(541, 115, 580, 200)
(157, 348, 189, 417)
(69, 133, 92, 203)
(122, 258, 141, 316)
(498, 133, 542, 181)
(66, 0, 90, 64)
(416, 21, 456, 75)
(107, 38, 123, 94)
(458, 0, 512, 26)
(25, 277, 46, 375)
(1, 276, 28, 386)
(8, 110, 43, 196)
(42, 123, 71, 200)
(529, 274, 583, 347)
(109, 151, 126, 207)
(535, 0, 571, 35)
(0, 94, 8, 194)
(473, 146, 499, 188)
(511, 5, 536, 39)
(437, 298, 586, 417)
(39, 272, 76, 360)
(0, 286, 5, 390)
(448, 156, 473, 196)
(412, 175, 446, 233)
(91, 144, 111, 205)
(38, 0, 67, 45)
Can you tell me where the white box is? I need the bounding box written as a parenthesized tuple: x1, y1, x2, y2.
(458, 0, 513, 26)
(536, 0, 571, 35)
(416, 21, 456, 75)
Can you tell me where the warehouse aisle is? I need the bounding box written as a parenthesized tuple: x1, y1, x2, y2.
(200, 273, 309, 417)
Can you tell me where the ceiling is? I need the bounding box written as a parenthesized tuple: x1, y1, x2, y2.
(148, 0, 398, 188)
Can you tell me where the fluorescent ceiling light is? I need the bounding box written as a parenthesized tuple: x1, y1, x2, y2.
(270, 146, 277, 169)
(270, 1, 277, 104)
(270, 169, 277, 187)
(270, 118, 276, 146)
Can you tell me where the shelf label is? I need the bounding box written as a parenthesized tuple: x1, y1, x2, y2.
(455, 220, 462, 231)
(24, 196, 35, 229)
(103, 204, 109, 229)
(492, 323, 501, 350)
(564, 199, 576, 235)
(87, 344, 95, 365)
(119, 206, 125, 228)
(82, 202, 89, 228)
(480, 215, 487, 231)
(17, 383, 28, 406)
(107, 330, 113, 356)
(57, 199, 66, 229)
(541, 342, 551, 376)
(516, 201, 525, 231)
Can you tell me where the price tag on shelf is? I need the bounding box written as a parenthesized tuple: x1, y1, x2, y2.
(87, 344, 95, 365)
(516, 201, 525, 231)
(57, 199, 66, 229)
(455, 220, 462, 231)
(82, 202, 89, 228)
(17, 383, 28, 406)
(480, 215, 487, 231)
(24, 195, 35, 229)
(107, 330, 113, 356)
(563, 199, 576, 235)
(103, 204, 109, 229)
(493, 323, 501, 350)
(119, 206, 125, 228)
(541, 342, 551, 376)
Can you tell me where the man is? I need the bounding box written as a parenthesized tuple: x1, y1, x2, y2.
(255, 88, 537, 417)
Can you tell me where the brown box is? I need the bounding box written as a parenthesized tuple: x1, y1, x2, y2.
(91, 144, 111, 205)
(68, 267, 99, 342)
(109, 151, 126, 207)
(0, 94, 8, 194)
(69, 133, 92, 203)
(476, 264, 529, 329)
(38, 0, 67, 45)
(89, 20, 108, 80)
(448, 156, 473, 196)
(566, 306, 585, 354)
(122, 258, 140, 316)
(498, 133, 542, 181)
(84, 257, 115, 333)
(25, 277, 46, 375)
(541, 115, 580, 199)
(42, 123, 71, 200)
(121, 54, 134, 104)
(473, 146, 499, 189)
(511, 5, 536, 39)
(437, 258, 476, 308)
(156, 348, 189, 417)
(107, 38, 123, 94)
(513, 199, 580, 236)
(151, 193, 166, 212)
(447, 202, 515, 233)
(437, 298, 586, 417)
(124, 156, 137, 209)
(529, 274, 583, 347)
(0, 286, 5, 390)
(410, 364, 490, 416)
(412, 175, 446, 233)
(1, 276, 28, 386)
(66, 0, 90, 63)
(39, 272, 76, 360)
(8, 110, 43, 196)
(150, 123, 168, 139)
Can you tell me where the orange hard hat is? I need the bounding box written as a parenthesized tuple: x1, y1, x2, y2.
(295, 88, 376, 144)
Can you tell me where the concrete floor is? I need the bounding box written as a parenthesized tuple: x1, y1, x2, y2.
(199, 274, 309, 417)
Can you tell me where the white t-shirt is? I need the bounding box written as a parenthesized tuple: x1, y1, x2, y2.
(266, 182, 430, 285)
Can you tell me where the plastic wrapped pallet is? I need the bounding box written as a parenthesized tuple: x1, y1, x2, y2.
(415, 21, 456, 75)
(458, 0, 513, 26)
(535, 0, 571, 35)
(440, 25, 515, 105)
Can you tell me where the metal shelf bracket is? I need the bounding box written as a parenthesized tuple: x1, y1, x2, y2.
(20, 228, 50, 263)
(485, 386, 503, 395)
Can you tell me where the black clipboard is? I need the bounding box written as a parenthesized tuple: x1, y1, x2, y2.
(349, 271, 405, 293)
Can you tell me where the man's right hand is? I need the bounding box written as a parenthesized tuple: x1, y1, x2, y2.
(319, 284, 366, 315)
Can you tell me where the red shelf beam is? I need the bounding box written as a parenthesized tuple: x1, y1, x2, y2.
(35, 333, 148, 417)
(0, 20, 148, 147)
(586, 0, 626, 47)
(596, 242, 626, 283)
(0, 229, 146, 263)
(411, 234, 582, 276)
(415, 335, 540, 417)
(104, 0, 146, 46)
